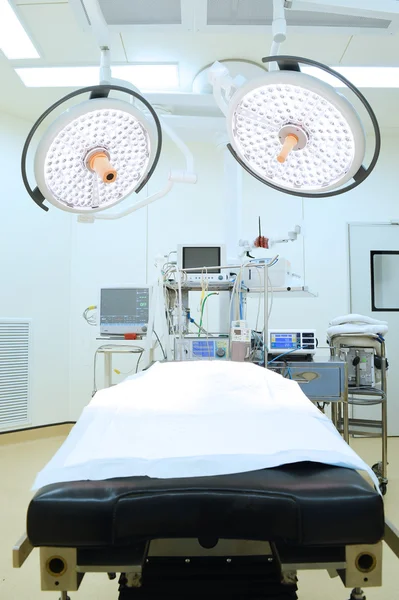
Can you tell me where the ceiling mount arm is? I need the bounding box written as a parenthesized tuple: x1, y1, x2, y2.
(208, 61, 246, 116)
(77, 0, 109, 47)
(269, 0, 287, 72)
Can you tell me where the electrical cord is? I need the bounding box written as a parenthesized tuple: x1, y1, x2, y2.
(154, 330, 167, 359)
(83, 305, 97, 326)
(267, 348, 300, 365)
(198, 292, 219, 336)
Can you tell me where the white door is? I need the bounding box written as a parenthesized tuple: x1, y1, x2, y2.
(349, 223, 399, 436)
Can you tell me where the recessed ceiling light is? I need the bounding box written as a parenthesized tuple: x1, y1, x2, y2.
(15, 64, 179, 90)
(0, 0, 39, 59)
(302, 66, 399, 89)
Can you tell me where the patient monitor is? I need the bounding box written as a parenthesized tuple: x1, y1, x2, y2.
(99, 286, 150, 335)
(177, 243, 229, 282)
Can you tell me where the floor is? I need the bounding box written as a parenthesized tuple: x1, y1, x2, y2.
(0, 430, 398, 600)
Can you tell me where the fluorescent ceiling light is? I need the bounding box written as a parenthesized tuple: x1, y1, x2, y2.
(15, 64, 179, 90)
(302, 66, 399, 89)
(0, 0, 39, 59)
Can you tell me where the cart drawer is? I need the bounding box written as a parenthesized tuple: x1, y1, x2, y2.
(271, 361, 347, 402)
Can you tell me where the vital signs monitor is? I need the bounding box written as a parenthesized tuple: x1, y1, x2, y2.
(100, 286, 150, 335)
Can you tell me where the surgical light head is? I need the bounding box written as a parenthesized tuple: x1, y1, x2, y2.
(227, 70, 365, 194)
(221, 56, 380, 198)
(22, 85, 162, 213)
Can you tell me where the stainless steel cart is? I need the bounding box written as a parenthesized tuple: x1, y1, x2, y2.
(329, 333, 388, 495)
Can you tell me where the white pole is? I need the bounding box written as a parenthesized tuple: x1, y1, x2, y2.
(104, 352, 112, 387)
(221, 146, 243, 334)
(269, 0, 287, 72)
(264, 265, 269, 368)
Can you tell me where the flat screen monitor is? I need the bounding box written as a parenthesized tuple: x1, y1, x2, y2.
(182, 246, 221, 274)
(100, 286, 150, 335)
(177, 244, 227, 282)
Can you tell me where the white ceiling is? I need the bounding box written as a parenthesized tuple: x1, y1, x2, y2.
(2, 0, 399, 133)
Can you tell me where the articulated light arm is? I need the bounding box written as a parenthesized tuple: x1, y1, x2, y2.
(208, 61, 246, 116)
(239, 226, 301, 255)
(89, 181, 174, 221)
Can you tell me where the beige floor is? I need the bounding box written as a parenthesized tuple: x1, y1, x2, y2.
(0, 430, 398, 600)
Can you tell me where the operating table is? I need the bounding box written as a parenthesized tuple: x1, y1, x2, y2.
(12, 360, 399, 599)
(13, 461, 399, 599)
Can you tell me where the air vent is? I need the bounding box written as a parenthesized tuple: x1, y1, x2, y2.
(207, 0, 391, 30)
(0, 320, 31, 430)
(98, 0, 182, 25)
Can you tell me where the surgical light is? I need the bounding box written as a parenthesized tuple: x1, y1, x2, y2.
(223, 56, 380, 198)
(22, 84, 162, 213)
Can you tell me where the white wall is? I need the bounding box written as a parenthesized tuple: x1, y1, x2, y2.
(0, 112, 72, 428)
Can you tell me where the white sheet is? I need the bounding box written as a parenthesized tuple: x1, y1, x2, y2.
(33, 361, 379, 490)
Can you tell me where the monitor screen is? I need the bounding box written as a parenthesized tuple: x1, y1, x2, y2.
(192, 340, 215, 358)
(100, 288, 149, 328)
(270, 332, 301, 350)
(182, 246, 221, 274)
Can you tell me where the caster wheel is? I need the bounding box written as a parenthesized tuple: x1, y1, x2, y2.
(380, 482, 388, 496)
(372, 462, 382, 476)
(349, 587, 366, 599)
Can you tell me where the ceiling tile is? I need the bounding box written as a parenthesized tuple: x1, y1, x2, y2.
(17, 3, 126, 63)
(15, 0, 65, 4)
(341, 33, 399, 66)
(99, 0, 181, 25)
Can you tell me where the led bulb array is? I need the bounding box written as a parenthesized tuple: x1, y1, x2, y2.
(34, 97, 157, 213)
(227, 71, 366, 194)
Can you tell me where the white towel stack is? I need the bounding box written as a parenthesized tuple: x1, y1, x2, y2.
(327, 314, 388, 339)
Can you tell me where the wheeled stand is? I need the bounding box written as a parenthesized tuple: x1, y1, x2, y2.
(349, 588, 365, 600)
(330, 334, 388, 495)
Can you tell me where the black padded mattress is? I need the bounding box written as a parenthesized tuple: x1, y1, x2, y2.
(27, 462, 384, 548)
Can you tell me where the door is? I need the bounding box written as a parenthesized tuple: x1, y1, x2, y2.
(349, 223, 399, 436)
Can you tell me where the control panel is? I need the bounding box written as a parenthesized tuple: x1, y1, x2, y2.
(268, 329, 317, 355)
(174, 336, 229, 360)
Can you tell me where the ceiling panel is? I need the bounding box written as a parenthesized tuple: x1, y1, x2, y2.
(207, 0, 391, 30)
(98, 0, 181, 25)
(17, 3, 126, 63)
(341, 32, 399, 65)
(15, 0, 65, 4)
(121, 31, 350, 91)
(0, 54, 68, 121)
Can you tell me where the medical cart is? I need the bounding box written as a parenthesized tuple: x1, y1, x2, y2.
(329, 333, 388, 495)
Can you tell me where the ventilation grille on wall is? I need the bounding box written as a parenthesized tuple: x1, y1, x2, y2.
(0, 320, 31, 430)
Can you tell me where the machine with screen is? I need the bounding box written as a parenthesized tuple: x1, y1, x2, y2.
(177, 244, 228, 282)
(100, 286, 150, 335)
(268, 329, 317, 356)
(174, 336, 229, 360)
